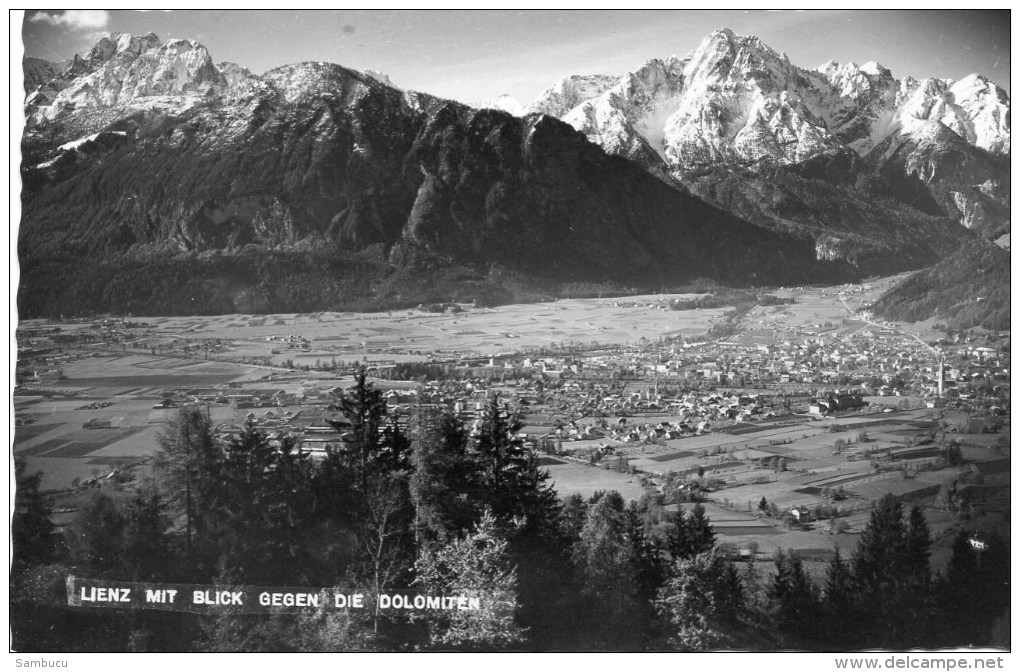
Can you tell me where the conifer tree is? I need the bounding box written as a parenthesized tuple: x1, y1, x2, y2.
(740, 552, 770, 632)
(219, 420, 284, 577)
(904, 504, 933, 582)
(572, 497, 639, 647)
(474, 393, 520, 498)
(154, 405, 220, 572)
(769, 548, 820, 643)
(666, 507, 690, 560)
(471, 393, 563, 648)
(408, 407, 478, 544)
(668, 502, 715, 560)
(624, 501, 665, 603)
(849, 493, 937, 647)
(823, 546, 853, 646)
(979, 530, 1010, 621)
(332, 366, 387, 479)
(121, 487, 172, 581)
(472, 393, 559, 536)
(557, 493, 588, 542)
(851, 494, 908, 592)
(687, 502, 716, 555)
(940, 529, 983, 645)
(12, 460, 57, 571)
(898, 504, 936, 647)
(67, 491, 125, 575)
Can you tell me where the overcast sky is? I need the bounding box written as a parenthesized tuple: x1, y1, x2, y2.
(20, 9, 1011, 103)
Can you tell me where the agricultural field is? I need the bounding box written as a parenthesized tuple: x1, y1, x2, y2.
(19, 293, 731, 367)
(12, 351, 266, 490)
(540, 457, 647, 502)
(752, 276, 901, 328)
(18, 281, 921, 371)
(547, 403, 1009, 572)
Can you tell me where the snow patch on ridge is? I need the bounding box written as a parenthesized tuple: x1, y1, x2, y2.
(481, 93, 526, 116)
(635, 93, 684, 161)
(57, 130, 127, 151)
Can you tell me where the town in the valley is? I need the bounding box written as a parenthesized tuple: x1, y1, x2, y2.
(14, 278, 1010, 578)
(13, 7, 1012, 655)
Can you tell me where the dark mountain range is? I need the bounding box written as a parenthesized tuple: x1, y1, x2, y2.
(17, 31, 1003, 318)
(18, 36, 859, 317)
(681, 150, 972, 276)
(871, 239, 1010, 331)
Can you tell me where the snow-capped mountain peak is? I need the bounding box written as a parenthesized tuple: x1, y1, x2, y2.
(481, 93, 526, 116)
(526, 74, 622, 117)
(25, 32, 225, 128)
(364, 70, 400, 89)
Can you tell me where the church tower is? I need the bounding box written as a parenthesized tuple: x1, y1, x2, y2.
(937, 353, 945, 397)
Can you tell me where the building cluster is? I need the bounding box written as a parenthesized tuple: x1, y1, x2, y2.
(15, 309, 1010, 465)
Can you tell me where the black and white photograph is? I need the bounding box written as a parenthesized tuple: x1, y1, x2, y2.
(10, 8, 1012, 659)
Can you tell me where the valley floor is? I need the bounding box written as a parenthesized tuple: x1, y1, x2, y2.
(14, 275, 1009, 579)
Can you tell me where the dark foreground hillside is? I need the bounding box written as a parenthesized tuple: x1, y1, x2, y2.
(12, 379, 1010, 652)
(872, 240, 1010, 331)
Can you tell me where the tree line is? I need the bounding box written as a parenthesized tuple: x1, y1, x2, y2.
(11, 372, 1010, 651)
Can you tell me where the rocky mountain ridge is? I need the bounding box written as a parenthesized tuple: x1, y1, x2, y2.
(517, 29, 1010, 236)
(18, 31, 987, 317)
(21, 32, 878, 317)
(525, 29, 1009, 167)
(23, 57, 67, 93)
